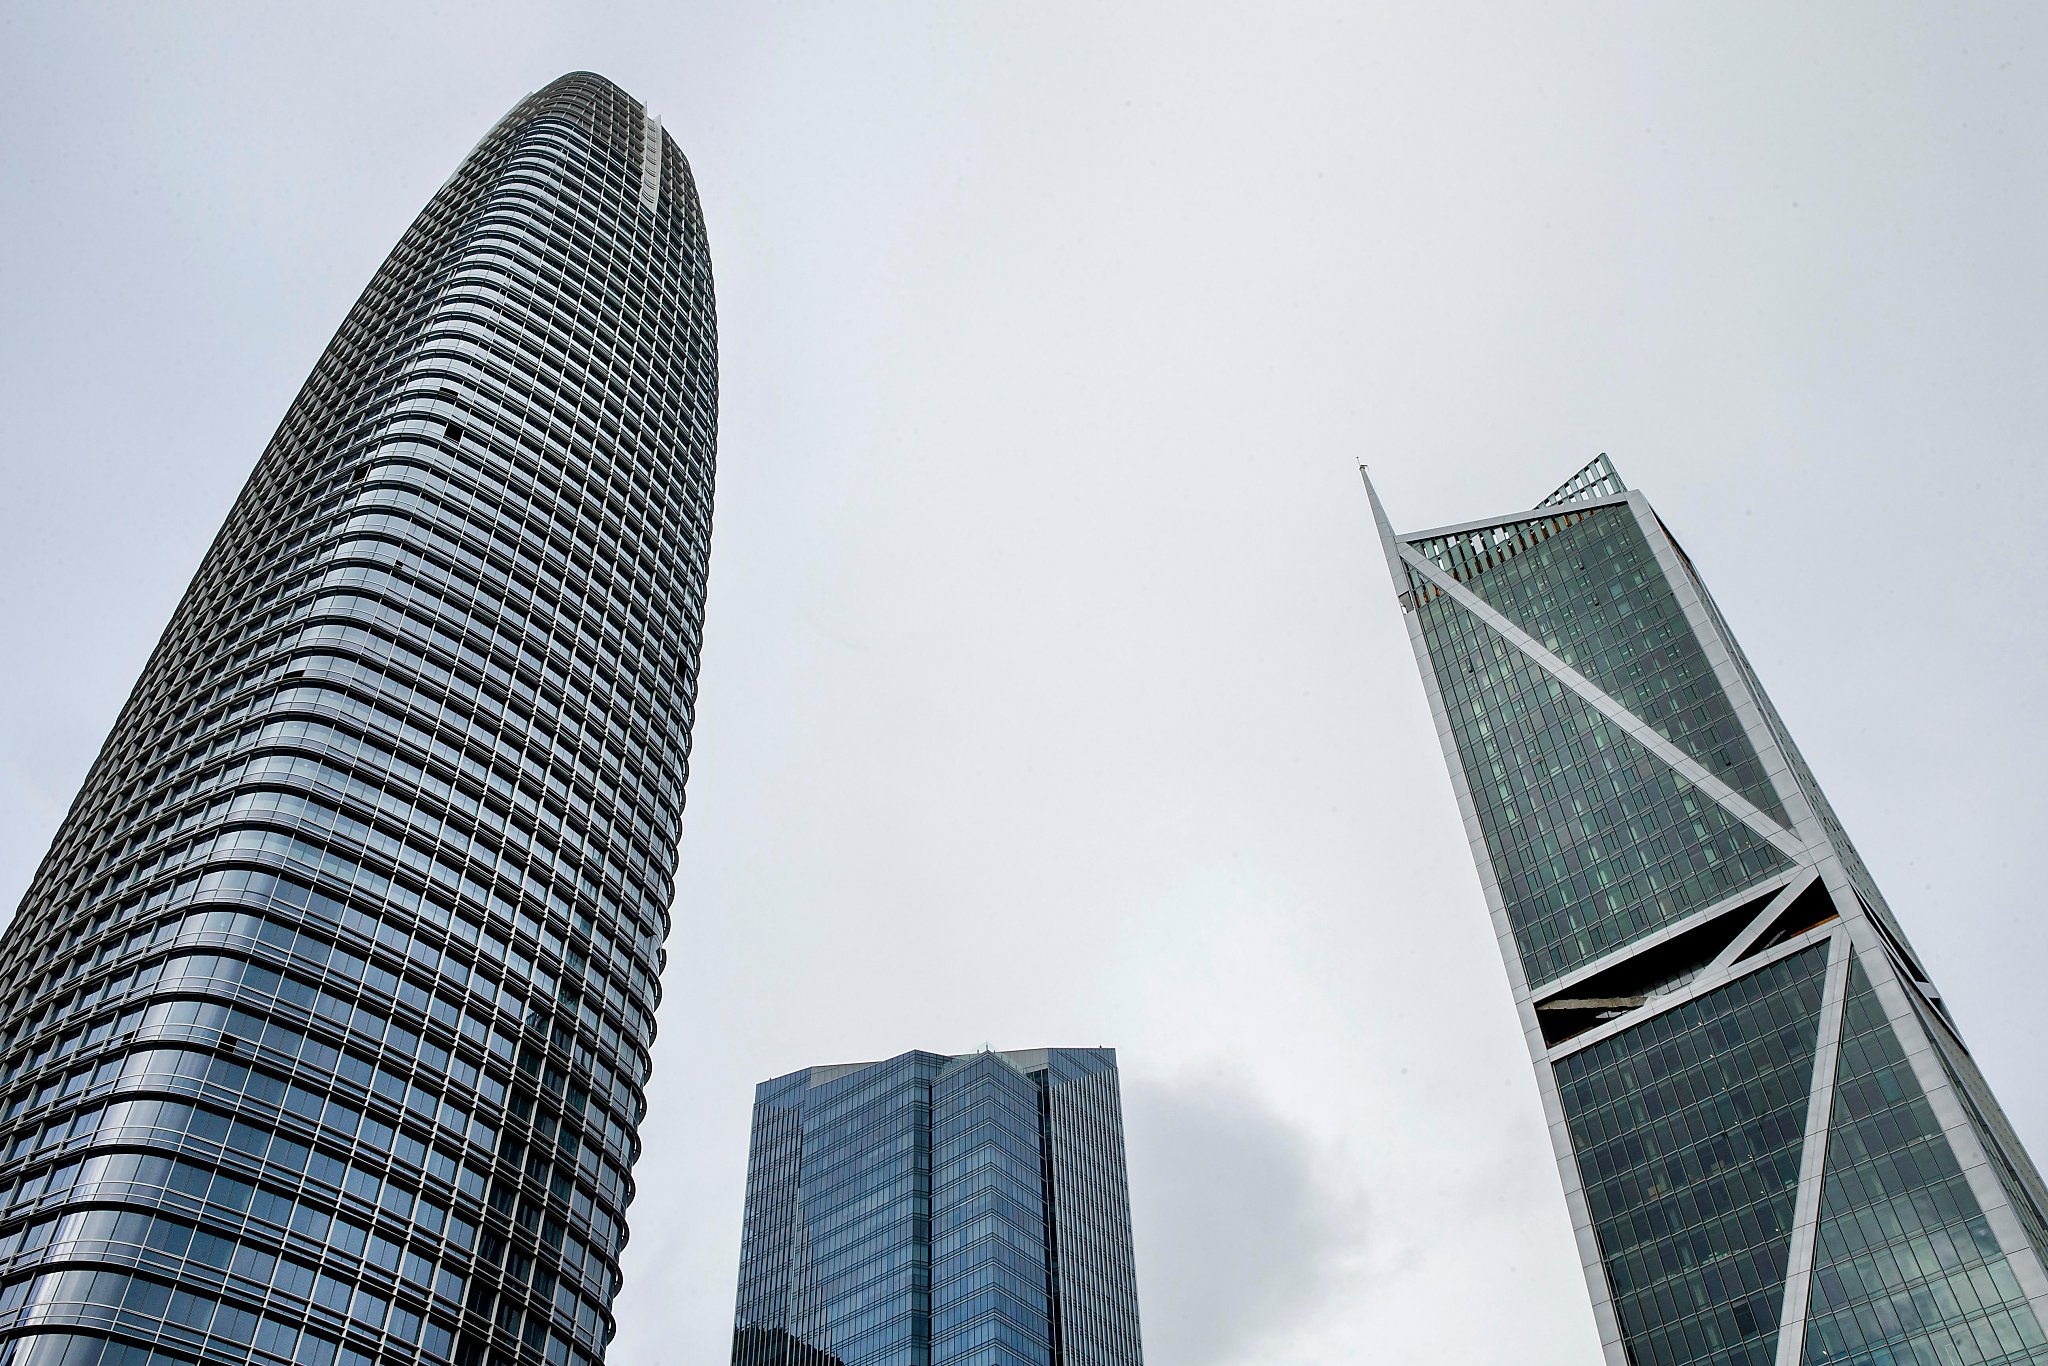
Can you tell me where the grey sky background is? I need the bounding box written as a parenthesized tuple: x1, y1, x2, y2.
(3, 5, 2045, 1362)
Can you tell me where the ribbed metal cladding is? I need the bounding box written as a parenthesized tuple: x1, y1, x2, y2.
(0, 71, 715, 1366)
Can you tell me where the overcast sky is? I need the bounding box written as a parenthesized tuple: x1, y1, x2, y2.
(4, 5, 2046, 1363)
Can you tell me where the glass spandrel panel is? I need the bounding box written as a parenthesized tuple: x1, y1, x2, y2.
(1414, 584, 1793, 984)
(1556, 943, 1830, 1366)
(1800, 956, 2047, 1365)
(1418, 506, 1785, 825)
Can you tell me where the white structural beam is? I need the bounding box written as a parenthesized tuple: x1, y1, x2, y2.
(1397, 543, 1804, 860)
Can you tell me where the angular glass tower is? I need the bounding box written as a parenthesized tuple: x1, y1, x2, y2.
(1368, 456, 2048, 1366)
(0, 74, 714, 1366)
(731, 1048, 1144, 1366)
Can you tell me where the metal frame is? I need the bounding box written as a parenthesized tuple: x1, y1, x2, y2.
(1362, 463, 2048, 1363)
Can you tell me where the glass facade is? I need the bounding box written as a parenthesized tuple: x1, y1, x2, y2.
(1372, 454, 2048, 1364)
(1800, 963, 2045, 1365)
(730, 1049, 1144, 1366)
(0, 72, 716, 1366)
(1411, 579, 1791, 985)
(1412, 504, 1784, 824)
(1557, 943, 1828, 1365)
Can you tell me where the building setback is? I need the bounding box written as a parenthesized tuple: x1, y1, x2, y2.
(0, 73, 715, 1366)
(1368, 455, 2048, 1365)
(732, 1048, 1145, 1366)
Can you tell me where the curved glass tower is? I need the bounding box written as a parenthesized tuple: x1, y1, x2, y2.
(1369, 457, 2048, 1366)
(0, 73, 715, 1366)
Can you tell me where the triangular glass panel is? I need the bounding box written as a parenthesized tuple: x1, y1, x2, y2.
(1415, 504, 1787, 825)
(1799, 955, 2048, 1363)
(1414, 590, 1795, 985)
(1555, 943, 1831, 1366)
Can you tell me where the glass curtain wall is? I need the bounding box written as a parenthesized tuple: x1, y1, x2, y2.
(731, 1049, 1144, 1366)
(0, 71, 717, 1366)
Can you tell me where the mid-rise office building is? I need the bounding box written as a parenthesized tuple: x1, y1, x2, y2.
(1369, 456, 2048, 1365)
(0, 73, 715, 1366)
(731, 1048, 1144, 1366)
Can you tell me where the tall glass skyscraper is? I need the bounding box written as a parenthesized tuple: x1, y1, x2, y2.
(1368, 455, 2048, 1365)
(0, 73, 714, 1366)
(731, 1048, 1145, 1366)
